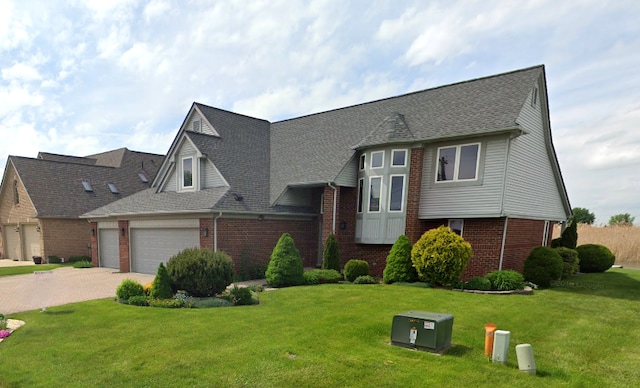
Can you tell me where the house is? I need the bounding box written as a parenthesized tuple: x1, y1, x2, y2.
(0, 148, 164, 262)
(83, 65, 571, 278)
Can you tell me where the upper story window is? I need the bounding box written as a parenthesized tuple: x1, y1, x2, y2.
(359, 154, 365, 170)
(389, 175, 405, 212)
(357, 178, 364, 213)
(392, 149, 407, 167)
(13, 180, 19, 205)
(368, 176, 382, 212)
(436, 143, 480, 182)
(371, 151, 384, 169)
(182, 157, 194, 188)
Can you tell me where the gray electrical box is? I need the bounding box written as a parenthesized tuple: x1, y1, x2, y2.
(391, 311, 453, 352)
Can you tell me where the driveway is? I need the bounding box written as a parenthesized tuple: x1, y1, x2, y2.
(0, 267, 154, 315)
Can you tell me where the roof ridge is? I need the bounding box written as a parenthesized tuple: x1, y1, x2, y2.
(194, 102, 271, 124)
(11, 155, 117, 168)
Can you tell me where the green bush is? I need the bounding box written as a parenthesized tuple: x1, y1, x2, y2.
(466, 277, 492, 291)
(150, 263, 173, 299)
(321, 234, 340, 272)
(555, 247, 580, 279)
(265, 233, 305, 287)
(128, 295, 150, 306)
(486, 270, 525, 291)
(523, 246, 563, 288)
(0, 314, 7, 330)
(576, 244, 615, 273)
(68, 256, 91, 263)
(353, 275, 378, 284)
(551, 221, 577, 249)
(148, 298, 184, 308)
(221, 285, 258, 306)
(343, 259, 370, 282)
(411, 226, 473, 286)
(192, 298, 232, 308)
(383, 235, 418, 284)
(116, 279, 144, 300)
(73, 261, 92, 268)
(47, 256, 62, 264)
(166, 248, 234, 297)
(303, 269, 342, 285)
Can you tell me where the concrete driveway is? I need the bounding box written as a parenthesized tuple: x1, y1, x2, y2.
(0, 265, 154, 315)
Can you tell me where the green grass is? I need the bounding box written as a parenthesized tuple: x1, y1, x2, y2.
(1, 269, 639, 387)
(0, 264, 67, 277)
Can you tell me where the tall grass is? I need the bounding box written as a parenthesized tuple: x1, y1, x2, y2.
(554, 224, 640, 263)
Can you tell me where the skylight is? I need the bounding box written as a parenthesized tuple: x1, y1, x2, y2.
(108, 183, 119, 194)
(138, 173, 148, 183)
(82, 180, 93, 192)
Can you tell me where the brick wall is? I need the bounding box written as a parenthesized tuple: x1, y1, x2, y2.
(118, 220, 130, 272)
(40, 218, 92, 260)
(405, 147, 425, 243)
(502, 218, 547, 273)
(89, 222, 98, 267)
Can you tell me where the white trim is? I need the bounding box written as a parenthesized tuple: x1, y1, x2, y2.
(388, 174, 405, 212)
(129, 219, 199, 228)
(359, 154, 366, 170)
(542, 220, 550, 245)
(391, 149, 407, 167)
(181, 156, 195, 191)
(448, 219, 464, 236)
(356, 178, 364, 214)
(435, 142, 481, 183)
(97, 221, 118, 229)
(370, 150, 384, 169)
(499, 217, 508, 270)
(368, 176, 382, 213)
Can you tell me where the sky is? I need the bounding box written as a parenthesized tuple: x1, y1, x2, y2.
(1, 0, 639, 225)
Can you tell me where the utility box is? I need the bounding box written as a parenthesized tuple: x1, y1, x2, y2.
(492, 330, 511, 364)
(391, 311, 453, 352)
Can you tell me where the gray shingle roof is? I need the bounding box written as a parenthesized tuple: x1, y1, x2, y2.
(9, 149, 164, 218)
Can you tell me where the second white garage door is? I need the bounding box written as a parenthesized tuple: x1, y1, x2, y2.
(130, 228, 200, 274)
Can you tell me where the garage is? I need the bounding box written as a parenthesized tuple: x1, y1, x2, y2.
(3, 225, 20, 260)
(130, 222, 200, 274)
(99, 229, 120, 269)
(22, 224, 42, 260)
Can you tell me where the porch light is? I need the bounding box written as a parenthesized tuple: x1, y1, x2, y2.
(36, 226, 41, 232)
(15, 226, 20, 233)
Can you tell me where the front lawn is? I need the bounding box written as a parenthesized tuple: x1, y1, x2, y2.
(1, 269, 639, 387)
(0, 264, 67, 277)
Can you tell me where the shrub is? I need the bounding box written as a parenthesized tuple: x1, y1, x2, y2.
(68, 256, 91, 263)
(555, 247, 580, 279)
(128, 296, 150, 306)
(166, 248, 234, 297)
(0, 314, 7, 330)
(343, 259, 370, 282)
(73, 261, 92, 268)
(221, 285, 258, 306)
(576, 244, 615, 273)
(523, 246, 563, 288)
(265, 233, 305, 287)
(148, 298, 184, 308)
(383, 235, 418, 284)
(303, 269, 342, 285)
(150, 263, 173, 299)
(116, 279, 144, 300)
(486, 270, 525, 291)
(321, 233, 340, 272)
(47, 256, 62, 264)
(466, 277, 492, 291)
(411, 226, 473, 286)
(143, 282, 153, 296)
(173, 290, 194, 308)
(192, 298, 232, 308)
(551, 221, 577, 249)
(353, 275, 378, 284)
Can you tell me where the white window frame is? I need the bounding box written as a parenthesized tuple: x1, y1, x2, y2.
(448, 219, 464, 236)
(388, 174, 405, 212)
(368, 176, 382, 213)
(391, 149, 407, 167)
(435, 143, 481, 182)
(542, 221, 550, 246)
(359, 154, 366, 171)
(371, 151, 384, 169)
(181, 156, 195, 190)
(357, 178, 364, 214)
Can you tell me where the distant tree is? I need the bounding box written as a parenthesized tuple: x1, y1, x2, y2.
(572, 207, 595, 224)
(609, 213, 635, 226)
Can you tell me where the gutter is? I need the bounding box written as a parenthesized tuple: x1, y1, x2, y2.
(213, 212, 222, 252)
(328, 182, 337, 233)
(499, 217, 509, 270)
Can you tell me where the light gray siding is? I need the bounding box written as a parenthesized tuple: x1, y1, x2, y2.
(186, 112, 217, 136)
(503, 86, 567, 221)
(201, 159, 227, 189)
(334, 155, 358, 187)
(419, 136, 507, 218)
(277, 187, 313, 207)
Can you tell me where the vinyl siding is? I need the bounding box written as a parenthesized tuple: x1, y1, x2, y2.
(186, 112, 217, 136)
(334, 155, 358, 187)
(201, 159, 227, 189)
(277, 187, 313, 207)
(419, 136, 507, 218)
(503, 86, 567, 221)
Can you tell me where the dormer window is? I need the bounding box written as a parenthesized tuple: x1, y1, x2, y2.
(182, 157, 194, 189)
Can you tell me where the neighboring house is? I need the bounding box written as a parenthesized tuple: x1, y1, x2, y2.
(0, 148, 164, 262)
(83, 65, 571, 278)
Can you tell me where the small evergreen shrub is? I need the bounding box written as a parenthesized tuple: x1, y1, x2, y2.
(166, 248, 234, 297)
(343, 259, 370, 282)
(221, 285, 257, 306)
(576, 244, 615, 273)
(150, 263, 173, 299)
(116, 279, 144, 300)
(555, 247, 580, 279)
(486, 270, 525, 291)
(303, 269, 342, 285)
(383, 235, 418, 284)
(265, 233, 305, 287)
(128, 296, 150, 306)
(321, 233, 340, 272)
(353, 275, 378, 284)
(551, 221, 578, 249)
(47, 256, 62, 264)
(148, 298, 184, 308)
(523, 247, 563, 288)
(73, 261, 92, 268)
(68, 256, 91, 263)
(411, 226, 473, 286)
(466, 277, 492, 291)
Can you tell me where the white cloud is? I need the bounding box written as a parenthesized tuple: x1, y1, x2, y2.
(2, 63, 42, 81)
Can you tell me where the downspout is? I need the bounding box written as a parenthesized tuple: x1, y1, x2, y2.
(498, 134, 514, 271)
(213, 212, 222, 252)
(499, 217, 508, 270)
(328, 183, 337, 233)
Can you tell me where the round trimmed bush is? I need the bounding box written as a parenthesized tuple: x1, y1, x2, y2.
(383, 235, 418, 284)
(555, 247, 580, 279)
(523, 246, 563, 288)
(411, 226, 472, 286)
(265, 233, 305, 287)
(466, 276, 492, 291)
(344, 259, 370, 282)
(485, 270, 525, 291)
(353, 275, 378, 284)
(116, 279, 144, 300)
(167, 248, 234, 297)
(576, 244, 615, 273)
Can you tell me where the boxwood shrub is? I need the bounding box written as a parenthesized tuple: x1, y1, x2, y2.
(485, 270, 525, 291)
(466, 276, 492, 291)
(343, 259, 370, 282)
(411, 226, 472, 286)
(303, 269, 342, 285)
(555, 247, 580, 279)
(576, 244, 615, 273)
(353, 275, 378, 284)
(167, 248, 234, 297)
(523, 246, 563, 288)
(116, 279, 144, 300)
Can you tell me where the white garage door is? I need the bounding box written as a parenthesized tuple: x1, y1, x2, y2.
(3, 225, 20, 260)
(130, 228, 199, 274)
(99, 229, 120, 269)
(22, 224, 41, 260)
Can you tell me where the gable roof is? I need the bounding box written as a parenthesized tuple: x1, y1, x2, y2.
(3, 149, 164, 218)
(269, 65, 544, 203)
